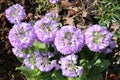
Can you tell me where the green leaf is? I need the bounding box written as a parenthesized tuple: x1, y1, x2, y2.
(17, 57, 24, 63)
(79, 46, 94, 60)
(68, 77, 79, 80)
(90, 59, 110, 74)
(58, 23, 63, 28)
(33, 40, 46, 50)
(36, 72, 53, 80)
(79, 73, 87, 80)
(52, 70, 67, 80)
(16, 66, 40, 80)
(80, 59, 92, 75)
(87, 73, 103, 80)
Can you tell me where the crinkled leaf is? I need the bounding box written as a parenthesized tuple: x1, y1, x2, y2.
(87, 73, 103, 80)
(80, 59, 92, 75)
(36, 72, 53, 80)
(90, 59, 110, 74)
(16, 66, 40, 80)
(52, 70, 67, 80)
(79, 46, 94, 60)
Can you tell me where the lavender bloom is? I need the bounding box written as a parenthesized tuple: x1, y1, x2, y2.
(49, 0, 60, 4)
(23, 54, 35, 69)
(45, 12, 59, 21)
(34, 18, 58, 43)
(102, 41, 116, 54)
(54, 25, 84, 55)
(12, 48, 26, 58)
(12, 48, 35, 69)
(110, 41, 116, 49)
(84, 24, 113, 52)
(28, 20, 35, 27)
(35, 51, 57, 72)
(59, 54, 83, 77)
(5, 4, 26, 24)
(8, 22, 35, 50)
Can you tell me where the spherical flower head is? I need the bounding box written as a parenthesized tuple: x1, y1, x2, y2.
(23, 54, 35, 69)
(85, 24, 113, 52)
(5, 4, 26, 24)
(49, 0, 60, 4)
(59, 54, 83, 77)
(8, 22, 36, 50)
(35, 51, 57, 72)
(54, 25, 84, 55)
(34, 17, 58, 43)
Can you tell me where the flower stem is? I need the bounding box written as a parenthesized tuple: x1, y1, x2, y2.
(55, 4, 59, 20)
(46, 44, 49, 51)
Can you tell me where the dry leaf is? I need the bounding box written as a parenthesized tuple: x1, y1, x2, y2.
(67, 9, 76, 17)
(82, 10, 87, 17)
(60, 0, 76, 8)
(25, 13, 33, 20)
(68, 6, 79, 12)
(0, 0, 5, 4)
(49, 7, 62, 13)
(0, 12, 4, 18)
(64, 17, 74, 25)
(110, 22, 119, 33)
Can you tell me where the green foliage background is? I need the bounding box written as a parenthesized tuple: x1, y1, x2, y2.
(94, 0, 120, 27)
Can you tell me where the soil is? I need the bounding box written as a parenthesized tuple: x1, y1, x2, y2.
(0, 0, 120, 80)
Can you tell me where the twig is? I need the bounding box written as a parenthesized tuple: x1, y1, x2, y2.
(71, 0, 98, 18)
(71, 12, 82, 18)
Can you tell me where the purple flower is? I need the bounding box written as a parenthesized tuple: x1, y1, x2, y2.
(54, 25, 84, 55)
(59, 54, 83, 77)
(8, 22, 35, 50)
(23, 54, 35, 69)
(34, 17, 58, 43)
(12, 48, 35, 69)
(5, 4, 26, 24)
(84, 24, 113, 52)
(49, 0, 60, 4)
(35, 51, 57, 72)
(12, 48, 26, 58)
(45, 12, 59, 21)
(102, 41, 116, 54)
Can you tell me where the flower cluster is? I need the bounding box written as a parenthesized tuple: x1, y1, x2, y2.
(59, 54, 83, 77)
(34, 17, 58, 43)
(12, 48, 35, 69)
(35, 51, 57, 72)
(8, 22, 35, 50)
(5, 4, 26, 24)
(85, 25, 113, 52)
(6, 3, 115, 79)
(54, 25, 84, 55)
